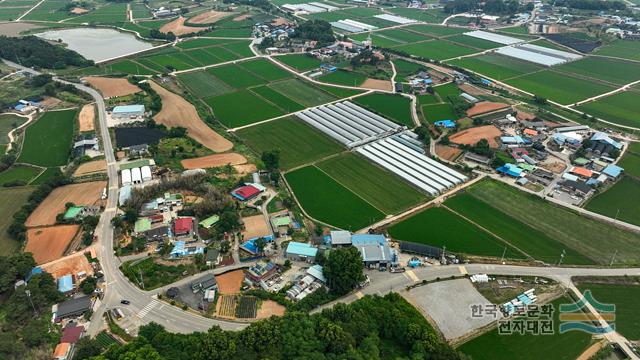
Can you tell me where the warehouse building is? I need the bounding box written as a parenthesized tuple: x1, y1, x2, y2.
(111, 104, 145, 119)
(285, 242, 318, 262)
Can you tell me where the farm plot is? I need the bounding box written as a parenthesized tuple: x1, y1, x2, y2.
(95, 332, 119, 349)
(149, 81, 233, 152)
(22, 0, 74, 21)
(576, 90, 640, 128)
(0, 113, 27, 145)
(395, 39, 479, 61)
(17, 109, 77, 167)
(576, 279, 640, 340)
(159, 16, 202, 36)
(458, 297, 592, 360)
(446, 34, 504, 50)
(619, 151, 640, 177)
(83, 76, 141, 98)
(115, 127, 164, 148)
(387, 7, 448, 24)
(447, 53, 542, 81)
(317, 153, 427, 214)
(446, 193, 594, 264)
(217, 295, 238, 317)
(555, 57, 640, 86)
(388, 206, 523, 259)
(26, 181, 106, 227)
(25, 225, 80, 264)
(250, 86, 305, 113)
(74, 159, 107, 176)
(317, 69, 367, 87)
(30, 167, 62, 185)
(207, 63, 268, 89)
(236, 117, 343, 170)
(273, 53, 321, 72)
(78, 104, 95, 132)
(505, 70, 615, 105)
(180, 153, 246, 169)
(268, 78, 336, 107)
(66, 2, 127, 24)
(405, 24, 467, 37)
(239, 58, 292, 81)
(466, 179, 640, 265)
(353, 93, 414, 127)
(594, 40, 640, 61)
(285, 165, 385, 230)
(205, 89, 284, 128)
(0, 187, 32, 256)
(585, 177, 640, 227)
(216, 270, 244, 294)
(421, 103, 456, 123)
(176, 71, 234, 98)
(0, 165, 42, 186)
(449, 125, 502, 147)
(235, 296, 258, 318)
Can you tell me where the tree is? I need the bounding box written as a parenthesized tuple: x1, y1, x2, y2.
(290, 20, 336, 47)
(254, 237, 267, 254)
(324, 247, 365, 295)
(533, 95, 547, 105)
(74, 337, 103, 359)
(79, 276, 97, 294)
(261, 150, 280, 171)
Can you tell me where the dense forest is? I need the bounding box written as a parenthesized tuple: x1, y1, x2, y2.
(78, 293, 463, 360)
(0, 253, 64, 360)
(554, 0, 626, 10)
(291, 20, 336, 47)
(443, 0, 533, 15)
(0, 36, 93, 69)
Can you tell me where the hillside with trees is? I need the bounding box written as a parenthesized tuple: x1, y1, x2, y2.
(291, 20, 336, 47)
(0, 36, 93, 69)
(80, 293, 462, 360)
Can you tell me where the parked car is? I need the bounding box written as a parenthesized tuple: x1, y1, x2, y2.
(120, 299, 130, 305)
(390, 267, 406, 273)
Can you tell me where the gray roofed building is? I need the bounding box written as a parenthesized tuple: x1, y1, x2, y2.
(355, 243, 396, 266)
(330, 230, 352, 246)
(191, 274, 217, 293)
(464, 152, 491, 165)
(55, 296, 93, 321)
(144, 225, 168, 241)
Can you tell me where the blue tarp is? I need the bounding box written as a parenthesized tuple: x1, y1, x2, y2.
(434, 120, 456, 128)
(58, 275, 73, 293)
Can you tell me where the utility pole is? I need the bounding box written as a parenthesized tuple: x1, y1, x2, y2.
(614, 208, 620, 225)
(139, 269, 145, 290)
(557, 249, 566, 266)
(609, 249, 618, 267)
(500, 246, 507, 264)
(25, 290, 37, 316)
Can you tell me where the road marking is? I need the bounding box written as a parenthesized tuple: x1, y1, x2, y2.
(405, 270, 419, 282)
(458, 266, 468, 275)
(137, 300, 159, 319)
(355, 291, 364, 299)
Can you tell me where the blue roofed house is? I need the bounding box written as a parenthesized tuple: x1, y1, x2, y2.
(351, 234, 386, 246)
(170, 241, 205, 258)
(58, 275, 74, 294)
(285, 242, 318, 263)
(602, 164, 624, 179)
(496, 163, 523, 177)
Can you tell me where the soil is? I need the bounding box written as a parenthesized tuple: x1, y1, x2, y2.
(216, 270, 245, 294)
(233, 164, 256, 176)
(256, 300, 286, 319)
(74, 159, 107, 176)
(435, 144, 463, 161)
(466, 101, 510, 117)
(181, 153, 247, 169)
(241, 215, 271, 240)
(233, 14, 251, 21)
(188, 11, 228, 24)
(25, 225, 80, 264)
(26, 181, 107, 227)
(40, 249, 95, 279)
(83, 76, 142, 99)
(78, 104, 95, 132)
(449, 124, 502, 148)
(361, 78, 392, 91)
(0, 22, 43, 36)
(160, 16, 203, 36)
(70, 7, 89, 14)
(39, 97, 62, 108)
(576, 341, 606, 360)
(540, 161, 566, 174)
(457, 83, 486, 96)
(150, 81, 233, 152)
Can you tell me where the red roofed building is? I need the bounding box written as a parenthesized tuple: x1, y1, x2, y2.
(53, 343, 71, 360)
(523, 128, 538, 137)
(61, 324, 84, 344)
(570, 166, 593, 178)
(232, 185, 262, 201)
(174, 217, 193, 236)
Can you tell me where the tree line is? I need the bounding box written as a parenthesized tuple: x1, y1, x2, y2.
(0, 36, 93, 69)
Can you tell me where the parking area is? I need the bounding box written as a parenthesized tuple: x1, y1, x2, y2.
(404, 278, 500, 341)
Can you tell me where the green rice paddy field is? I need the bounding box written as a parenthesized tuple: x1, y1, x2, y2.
(447, 54, 542, 81)
(318, 70, 367, 87)
(0, 187, 33, 256)
(274, 54, 321, 72)
(421, 103, 456, 123)
(576, 90, 640, 128)
(235, 117, 343, 170)
(466, 180, 640, 265)
(353, 93, 414, 127)
(206, 89, 283, 128)
(17, 109, 77, 167)
(285, 166, 385, 230)
(458, 297, 592, 360)
(0, 165, 42, 186)
(388, 206, 523, 259)
(585, 176, 640, 227)
(395, 39, 478, 61)
(594, 40, 640, 61)
(618, 151, 640, 177)
(576, 280, 640, 340)
(0, 114, 27, 145)
(556, 57, 640, 86)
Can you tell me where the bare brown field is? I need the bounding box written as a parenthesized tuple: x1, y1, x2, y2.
(78, 104, 95, 132)
(188, 11, 229, 24)
(160, 16, 202, 36)
(26, 181, 107, 227)
(216, 270, 244, 294)
(70, 7, 89, 14)
(181, 153, 247, 169)
(40, 96, 62, 108)
(234, 164, 256, 175)
(25, 225, 80, 264)
(256, 300, 285, 319)
(83, 76, 142, 98)
(435, 144, 462, 161)
(40, 249, 95, 280)
(150, 81, 233, 152)
(361, 78, 393, 91)
(241, 215, 271, 240)
(457, 83, 485, 96)
(233, 14, 250, 21)
(540, 161, 566, 174)
(449, 124, 502, 148)
(466, 101, 510, 117)
(74, 159, 107, 176)
(0, 22, 43, 36)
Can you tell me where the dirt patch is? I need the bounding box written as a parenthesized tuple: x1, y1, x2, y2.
(25, 225, 80, 264)
(181, 153, 247, 169)
(216, 270, 244, 294)
(233, 14, 250, 21)
(150, 81, 233, 152)
(160, 16, 203, 36)
(466, 101, 510, 117)
(40, 249, 94, 280)
(39, 97, 62, 108)
(70, 7, 89, 14)
(234, 164, 256, 176)
(188, 11, 229, 24)
(241, 215, 271, 240)
(256, 300, 285, 319)
(74, 159, 107, 177)
(516, 110, 536, 121)
(83, 76, 142, 99)
(0, 22, 44, 36)
(449, 124, 502, 148)
(435, 144, 462, 161)
(458, 83, 486, 96)
(361, 78, 393, 91)
(26, 181, 107, 227)
(78, 104, 95, 132)
(540, 161, 566, 174)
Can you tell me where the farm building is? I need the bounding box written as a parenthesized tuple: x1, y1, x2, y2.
(53, 342, 71, 360)
(495, 43, 582, 66)
(463, 30, 523, 45)
(121, 169, 132, 186)
(231, 183, 265, 201)
(285, 242, 318, 262)
(57, 275, 74, 294)
(206, 249, 220, 266)
(602, 164, 623, 179)
(131, 167, 142, 184)
(354, 241, 397, 268)
(111, 105, 145, 119)
(170, 241, 205, 258)
(173, 217, 193, 236)
(191, 274, 217, 293)
(119, 185, 132, 206)
(143, 225, 169, 242)
(464, 152, 491, 165)
(496, 163, 523, 177)
(60, 323, 84, 344)
(329, 230, 352, 247)
(245, 261, 278, 285)
(54, 296, 93, 322)
(569, 166, 593, 179)
(199, 215, 220, 229)
(559, 180, 592, 196)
